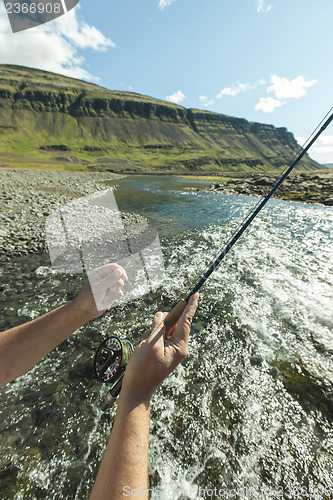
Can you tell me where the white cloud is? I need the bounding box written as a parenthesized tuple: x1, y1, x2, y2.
(216, 79, 265, 99)
(317, 134, 333, 146)
(296, 134, 333, 164)
(158, 0, 176, 10)
(255, 74, 318, 113)
(166, 90, 186, 104)
(255, 96, 285, 112)
(256, 0, 273, 13)
(0, 4, 114, 81)
(267, 75, 318, 100)
(216, 82, 250, 98)
(296, 136, 307, 147)
(199, 95, 214, 107)
(297, 134, 333, 153)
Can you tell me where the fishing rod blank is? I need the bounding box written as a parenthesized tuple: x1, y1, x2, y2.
(163, 108, 333, 338)
(97, 108, 333, 409)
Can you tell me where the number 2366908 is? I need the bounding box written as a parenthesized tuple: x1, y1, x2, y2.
(5, 2, 62, 15)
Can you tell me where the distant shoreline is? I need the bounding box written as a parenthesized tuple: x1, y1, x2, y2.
(1, 168, 332, 263)
(201, 170, 333, 206)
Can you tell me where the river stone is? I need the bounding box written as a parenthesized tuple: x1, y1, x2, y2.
(0, 170, 149, 262)
(206, 170, 333, 206)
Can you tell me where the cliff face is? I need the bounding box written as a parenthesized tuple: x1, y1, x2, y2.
(0, 64, 320, 173)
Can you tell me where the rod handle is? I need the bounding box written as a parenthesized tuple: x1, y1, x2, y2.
(100, 373, 125, 412)
(164, 299, 188, 339)
(100, 391, 117, 411)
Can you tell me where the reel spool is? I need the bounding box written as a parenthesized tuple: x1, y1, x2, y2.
(94, 336, 134, 411)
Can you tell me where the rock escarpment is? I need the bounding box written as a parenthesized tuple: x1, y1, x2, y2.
(0, 64, 321, 173)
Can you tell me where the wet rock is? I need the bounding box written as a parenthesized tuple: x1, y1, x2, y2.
(0, 458, 13, 478)
(206, 170, 333, 206)
(270, 360, 333, 419)
(252, 176, 272, 186)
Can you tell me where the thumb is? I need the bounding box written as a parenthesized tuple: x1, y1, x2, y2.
(172, 293, 199, 347)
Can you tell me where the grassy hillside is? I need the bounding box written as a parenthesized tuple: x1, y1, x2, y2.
(0, 64, 321, 173)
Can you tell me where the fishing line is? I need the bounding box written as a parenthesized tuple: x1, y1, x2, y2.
(187, 107, 333, 299)
(180, 110, 332, 300)
(185, 108, 333, 300)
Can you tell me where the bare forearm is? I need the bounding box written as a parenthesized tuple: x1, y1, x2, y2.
(90, 392, 150, 499)
(0, 299, 92, 386)
(90, 294, 199, 499)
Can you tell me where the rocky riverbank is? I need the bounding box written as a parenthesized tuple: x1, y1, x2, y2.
(205, 170, 333, 206)
(0, 169, 147, 263)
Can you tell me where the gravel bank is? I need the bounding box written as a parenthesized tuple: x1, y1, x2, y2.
(205, 170, 333, 206)
(0, 169, 147, 262)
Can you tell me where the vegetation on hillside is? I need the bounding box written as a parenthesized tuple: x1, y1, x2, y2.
(0, 64, 320, 173)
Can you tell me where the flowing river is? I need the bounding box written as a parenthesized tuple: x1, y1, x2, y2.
(0, 175, 332, 499)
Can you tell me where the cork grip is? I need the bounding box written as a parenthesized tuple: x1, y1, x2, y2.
(163, 299, 188, 339)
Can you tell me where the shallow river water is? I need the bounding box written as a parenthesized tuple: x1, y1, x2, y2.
(0, 175, 332, 499)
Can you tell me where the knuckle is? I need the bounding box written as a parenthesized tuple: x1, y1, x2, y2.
(185, 315, 193, 327)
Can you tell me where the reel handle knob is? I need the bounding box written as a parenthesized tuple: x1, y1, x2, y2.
(164, 299, 188, 339)
(100, 373, 125, 411)
(100, 392, 117, 411)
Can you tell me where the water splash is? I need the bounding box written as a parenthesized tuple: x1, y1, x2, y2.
(0, 179, 332, 498)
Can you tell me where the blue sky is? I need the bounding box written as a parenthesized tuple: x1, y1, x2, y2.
(0, 0, 332, 164)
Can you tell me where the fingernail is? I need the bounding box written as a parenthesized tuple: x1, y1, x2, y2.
(156, 312, 164, 320)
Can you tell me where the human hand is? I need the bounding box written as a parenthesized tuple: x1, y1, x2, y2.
(73, 263, 128, 320)
(121, 293, 199, 404)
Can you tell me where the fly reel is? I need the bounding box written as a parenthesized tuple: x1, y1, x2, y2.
(94, 336, 134, 411)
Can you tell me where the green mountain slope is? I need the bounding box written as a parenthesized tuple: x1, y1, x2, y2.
(0, 64, 320, 173)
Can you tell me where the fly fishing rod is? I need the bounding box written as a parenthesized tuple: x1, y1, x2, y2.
(95, 108, 333, 410)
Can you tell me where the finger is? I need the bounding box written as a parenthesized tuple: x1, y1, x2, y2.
(149, 311, 168, 339)
(97, 263, 128, 282)
(135, 311, 167, 347)
(99, 269, 126, 290)
(112, 264, 128, 281)
(171, 293, 199, 348)
(109, 279, 125, 292)
(101, 288, 123, 307)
